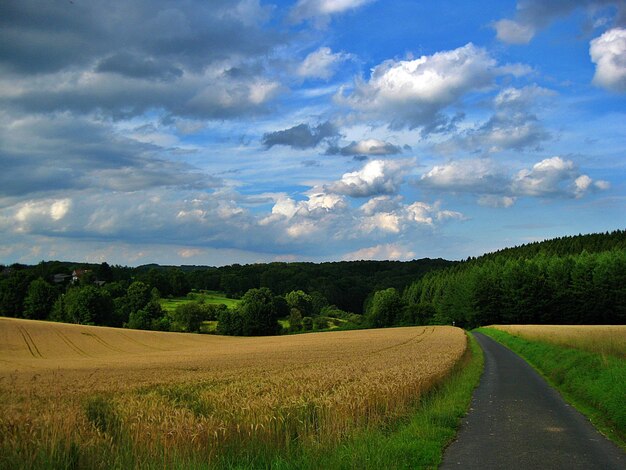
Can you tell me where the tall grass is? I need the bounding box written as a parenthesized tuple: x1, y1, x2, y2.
(478, 327, 626, 449)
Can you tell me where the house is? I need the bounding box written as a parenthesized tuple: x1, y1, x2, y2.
(72, 269, 91, 284)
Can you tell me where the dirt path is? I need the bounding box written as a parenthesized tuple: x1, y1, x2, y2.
(441, 332, 625, 469)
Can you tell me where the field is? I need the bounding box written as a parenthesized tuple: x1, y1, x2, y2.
(0, 317, 467, 468)
(159, 290, 240, 313)
(491, 325, 626, 357)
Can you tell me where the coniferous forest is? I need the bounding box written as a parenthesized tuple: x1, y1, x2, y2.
(1, 230, 624, 333)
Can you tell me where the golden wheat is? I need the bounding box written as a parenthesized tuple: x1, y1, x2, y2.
(491, 324, 626, 357)
(0, 317, 467, 466)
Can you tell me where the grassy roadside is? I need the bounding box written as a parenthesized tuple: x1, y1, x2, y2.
(209, 332, 484, 469)
(477, 327, 626, 450)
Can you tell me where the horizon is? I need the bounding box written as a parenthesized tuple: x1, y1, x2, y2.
(2, 1, 625, 267)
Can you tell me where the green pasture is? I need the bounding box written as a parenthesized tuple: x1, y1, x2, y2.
(159, 290, 240, 313)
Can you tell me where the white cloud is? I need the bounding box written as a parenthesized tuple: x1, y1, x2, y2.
(420, 159, 508, 192)
(513, 157, 610, 198)
(178, 248, 204, 259)
(290, 0, 375, 24)
(493, 19, 536, 44)
(437, 85, 554, 154)
(342, 243, 416, 261)
(330, 139, 402, 156)
(360, 212, 401, 233)
(337, 43, 499, 131)
(12, 198, 72, 233)
(418, 157, 610, 204)
(360, 195, 402, 216)
(590, 27, 626, 92)
(327, 159, 408, 197)
(297, 47, 351, 79)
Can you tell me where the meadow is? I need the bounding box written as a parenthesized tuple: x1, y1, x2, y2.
(159, 290, 240, 313)
(0, 317, 468, 468)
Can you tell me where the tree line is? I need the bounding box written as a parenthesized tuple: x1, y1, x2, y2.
(1, 230, 624, 334)
(368, 230, 626, 329)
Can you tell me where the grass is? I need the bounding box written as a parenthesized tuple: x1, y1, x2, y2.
(478, 326, 626, 450)
(160, 291, 240, 313)
(0, 319, 472, 469)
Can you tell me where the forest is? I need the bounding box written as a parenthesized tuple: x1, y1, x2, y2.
(1, 230, 624, 334)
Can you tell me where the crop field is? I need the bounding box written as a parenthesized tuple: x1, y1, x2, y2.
(491, 325, 626, 358)
(0, 317, 467, 468)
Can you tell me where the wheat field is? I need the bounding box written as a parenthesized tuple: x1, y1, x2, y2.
(491, 325, 626, 357)
(0, 317, 467, 467)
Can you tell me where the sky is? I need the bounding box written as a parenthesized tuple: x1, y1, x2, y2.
(1, 0, 625, 267)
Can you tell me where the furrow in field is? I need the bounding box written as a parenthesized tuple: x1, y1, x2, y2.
(54, 330, 91, 358)
(17, 325, 42, 358)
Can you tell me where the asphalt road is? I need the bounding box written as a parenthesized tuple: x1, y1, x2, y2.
(440, 332, 625, 469)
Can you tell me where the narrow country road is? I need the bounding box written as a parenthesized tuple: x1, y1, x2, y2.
(441, 332, 625, 469)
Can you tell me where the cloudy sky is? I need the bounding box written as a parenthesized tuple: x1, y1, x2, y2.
(1, 0, 625, 266)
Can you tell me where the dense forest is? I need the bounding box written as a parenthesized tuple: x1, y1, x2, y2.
(1, 230, 624, 334)
(401, 230, 626, 328)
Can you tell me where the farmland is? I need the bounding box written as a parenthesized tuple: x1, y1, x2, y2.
(0, 317, 468, 468)
(491, 324, 626, 357)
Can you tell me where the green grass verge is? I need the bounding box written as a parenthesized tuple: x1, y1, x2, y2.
(477, 327, 626, 450)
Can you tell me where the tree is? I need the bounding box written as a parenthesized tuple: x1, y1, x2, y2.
(0, 270, 33, 317)
(127, 300, 163, 330)
(23, 278, 57, 320)
(125, 281, 152, 313)
(62, 286, 114, 325)
(172, 301, 210, 332)
(238, 287, 280, 336)
(285, 290, 313, 317)
(288, 308, 303, 332)
(366, 288, 404, 328)
(216, 309, 245, 336)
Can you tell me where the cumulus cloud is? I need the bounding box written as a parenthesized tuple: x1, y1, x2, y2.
(337, 43, 505, 132)
(493, 1, 626, 44)
(327, 159, 409, 197)
(512, 156, 609, 198)
(590, 27, 626, 92)
(262, 121, 340, 149)
(420, 160, 509, 193)
(418, 157, 610, 204)
(290, 0, 375, 25)
(297, 47, 351, 79)
(438, 86, 553, 154)
(327, 139, 402, 156)
(342, 243, 416, 261)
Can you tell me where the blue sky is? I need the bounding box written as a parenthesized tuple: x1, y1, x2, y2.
(1, 0, 625, 266)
